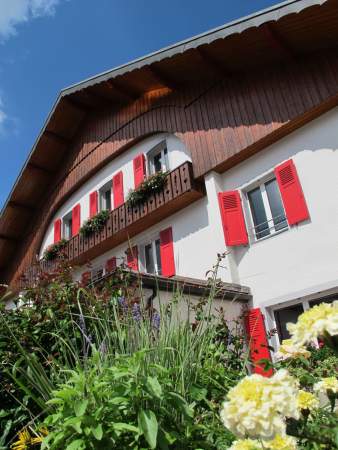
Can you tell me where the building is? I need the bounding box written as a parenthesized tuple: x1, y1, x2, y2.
(0, 0, 337, 366)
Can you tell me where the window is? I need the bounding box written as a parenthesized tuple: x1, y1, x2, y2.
(271, 295, 337, 344)
(62, 211, 72, 239)
(274, 304, 304, 341)
(91, 267, 103, 283)
(99, 181, 112, 211)
(247, 177, 288, 240)
(147, 142, 169, 175)
(143, 239, 162, 275)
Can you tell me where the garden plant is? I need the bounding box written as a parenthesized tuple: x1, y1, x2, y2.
(0, 258, 337, 449)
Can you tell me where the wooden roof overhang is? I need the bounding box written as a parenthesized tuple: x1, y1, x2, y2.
(94, 269, 252, 302)
(1, 0, 338, 279)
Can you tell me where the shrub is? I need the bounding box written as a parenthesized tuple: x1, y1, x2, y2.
(43, 239, 68, 261)
(0, 262, 244, 449)
(126, 171, 168, 207)
(79, 210, 110, 237)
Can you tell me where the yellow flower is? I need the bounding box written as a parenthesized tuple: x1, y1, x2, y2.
(297, 390, 319, 412)
(275, 339, 311, 361)
(220, 370, 299, 440)
(287, 301, 338, 346)
(11, 427, 47, 450)
(11, 429, 32, 450)
(229, 439, 262, 450)
(314, 377, 338, 395)
(229, 435, 298, 450)
(265, 434, 297, 450)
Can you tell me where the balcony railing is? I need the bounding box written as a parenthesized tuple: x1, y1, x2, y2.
(18, 162, 205, 289)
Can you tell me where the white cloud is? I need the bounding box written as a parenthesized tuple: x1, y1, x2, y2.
(0, 0, 61, 40)
(0, 97, 8, 135)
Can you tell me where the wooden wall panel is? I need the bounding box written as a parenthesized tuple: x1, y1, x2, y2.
(5, 50, 338, 286)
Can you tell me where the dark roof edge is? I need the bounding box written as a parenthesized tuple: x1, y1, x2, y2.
(61, 0, 326, 96)
(94, 270, 252, 302)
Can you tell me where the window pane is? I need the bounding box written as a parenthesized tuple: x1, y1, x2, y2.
(155, 239, 162, 275)
(63, 219, 72, 239)
(248, 187, 270, 239)
(274, 304, 304, 341)
(153, 152, 162, 173)
(145, 244, 155, 274)
(265, 179, 287, 232)
(105, 189, 112, 211)
(309, 297, 335, 307)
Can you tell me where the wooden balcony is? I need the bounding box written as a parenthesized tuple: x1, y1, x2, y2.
(20, 162, 204, 288)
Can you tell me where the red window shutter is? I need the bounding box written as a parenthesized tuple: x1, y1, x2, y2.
(89, 191, 98, 218)
(133, 154, 146, 188)
(218, 191, 248, 246)
(113, 171, 124, 209)
(160, 227, 176, 277)
(245, 308, 273, 377)
(81, 271, 91, 285)
(274, 159, 309, 225)
(72, 204, 81, 236)
(105, 257, 117, 273)
(126, 246, 138, 271)
(53, 219, 62, 243)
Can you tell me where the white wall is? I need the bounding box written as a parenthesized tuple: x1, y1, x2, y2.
(40, 133, 191, 257)
(74, 196, 232, 284)
(218, 107, 338, 307)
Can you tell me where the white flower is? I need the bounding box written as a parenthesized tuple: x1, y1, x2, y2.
(275, 339, 311, 361)
(228, 439, 262, 450)
(287, 301, 338, 346)
(297, 390, 319, 412)
(220, 370, 299, 440)
(314, 377, 338, 395)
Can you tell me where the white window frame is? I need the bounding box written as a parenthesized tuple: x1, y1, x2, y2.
(99, 181, 112, 212)
(91, 266, 104, 283)
(147, 141, 169, 175)
(265, 293, 337, 355)
(243, 173, 289, 244)
(139, 233, 162, 275)
(62, 211, 73, 240)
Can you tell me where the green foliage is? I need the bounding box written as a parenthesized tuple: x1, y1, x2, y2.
(126, 171, 168, 207)
(0, 262, 243, 449)
(277, 345, 338, 388)
(3, 260, 337, 449)
(79, 210, 109, 237)
(43, 239, 68, 261)
(43, 343, 239, 450)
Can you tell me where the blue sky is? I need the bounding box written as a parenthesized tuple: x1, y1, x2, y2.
(0, 0, 281, 209)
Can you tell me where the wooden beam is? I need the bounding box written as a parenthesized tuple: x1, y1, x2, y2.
(0, 234, 19, 242)
(106, 79, 139, 101)
(147, 65, 178, 89)
(8, 201, 36, 212)
(27, 162, 55, 174)
(196, 47, 228, 77)
(62, 96, 93, 112)
(262, 24, 296, 60)
(44, 130, 70, 146)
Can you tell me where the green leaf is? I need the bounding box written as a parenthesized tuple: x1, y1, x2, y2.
(65, 439, 85, 450)
(64, 416, 83, 434)
(138, 409, 158, 449)
(74, 399, 88, 417)
(113, 423, 139, 433)
(146, 376, 162, 399)
(92, 423, 103, 441)
(190, 386, 207, 401)
(167, 392, 194, 418)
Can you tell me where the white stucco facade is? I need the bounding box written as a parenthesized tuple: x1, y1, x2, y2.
(40, 133, 191, 258)
(218, 107, 338, 309)
(39, 108, 338, 344)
